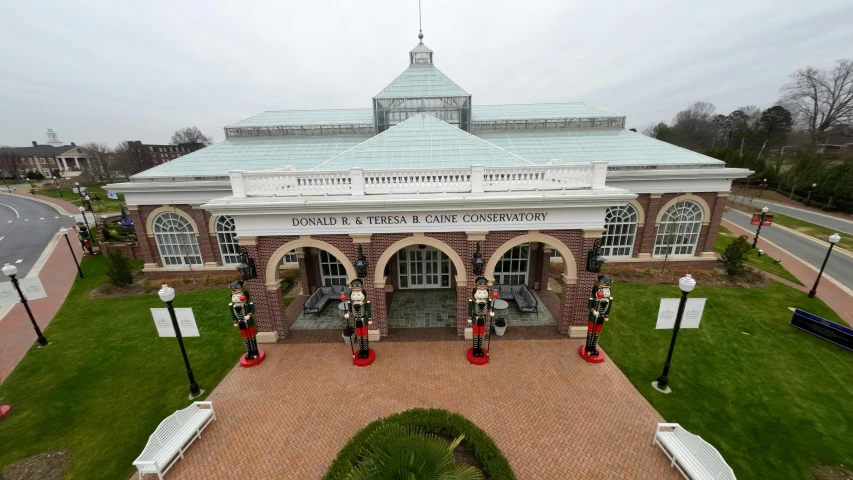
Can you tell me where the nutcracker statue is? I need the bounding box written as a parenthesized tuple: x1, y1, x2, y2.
(467, 277, 496, 365)
(342, 278, 375, 366)
(578, 274, 613, 363)
(229, 280, 265, 367)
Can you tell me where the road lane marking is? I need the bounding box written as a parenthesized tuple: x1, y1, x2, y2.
(55, 216, 59, 219)
(0, 237, 4, 242)
(727, 209, 853, 260)
(0, 202, 20, 218)
(24, 219, 29, 221)
(15, 259, 22, 264)
(40, 217, 44, 220)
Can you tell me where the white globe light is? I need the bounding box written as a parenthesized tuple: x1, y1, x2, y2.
(158, 284, 176, 302)
(2, 263, 18, 277)
(59, 227, 68, 235)
(829, 233, 841, 244)
(78, 206, 85, 212)
(761, 206, 769, 213)
(679, 274, 696, 293)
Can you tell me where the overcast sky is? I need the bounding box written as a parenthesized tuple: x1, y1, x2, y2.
(1, 0, 852, 147)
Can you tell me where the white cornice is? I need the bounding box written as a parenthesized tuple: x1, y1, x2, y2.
(202, 188, 637, 215)
(606, 167, 751, 181)
(106, 181, 231, 193)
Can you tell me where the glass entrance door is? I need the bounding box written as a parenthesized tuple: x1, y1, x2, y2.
(397, 247, 451, 289)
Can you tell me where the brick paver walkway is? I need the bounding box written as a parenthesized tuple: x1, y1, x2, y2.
(156, 339, 680, 479)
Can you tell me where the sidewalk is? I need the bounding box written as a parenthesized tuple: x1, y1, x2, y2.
(0, 233, 78, 383)
(723, 218, 853, 326)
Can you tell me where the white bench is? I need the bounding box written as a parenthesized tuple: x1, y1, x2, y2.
(653, 423, 736, 480)
(133, 401, 216, 479)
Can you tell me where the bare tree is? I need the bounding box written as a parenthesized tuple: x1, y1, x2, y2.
(0, 150, 23, 179)
(81, 142, 113, 182)
(780, 59, 853, 143)
(671, 101, 716, 149)
(113, 141, 155, 179)
(170, 126, 213, 146)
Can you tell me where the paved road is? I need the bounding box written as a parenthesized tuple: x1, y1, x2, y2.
(0, 195, 76, 281)
(731, 195, 853, 235)
(724, 210, 853, 291)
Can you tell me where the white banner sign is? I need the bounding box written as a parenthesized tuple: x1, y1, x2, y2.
(151, 308, 200, 337)
(0, 277, 47, 306)
(655, 298, 706, 329)
(106, 190, 119, 200)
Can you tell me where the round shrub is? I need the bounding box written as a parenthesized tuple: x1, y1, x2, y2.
(324, 408, 515, 480)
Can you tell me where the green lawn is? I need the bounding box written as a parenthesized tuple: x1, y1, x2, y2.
(36, 182, 126, 213)
(604, 281, 852, 480)
(0, 256, 243, 479)
(715, 226, 804, 285)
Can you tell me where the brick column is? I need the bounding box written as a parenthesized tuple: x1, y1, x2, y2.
(192, 207, 218, 265)
(242, 241, 287, 340)
(308, 248, 321, 290)
(297, 247, 312, 294)
(636, 194, 663, 257)
(128, 208, 156, 265)
(557, 234, 599, 336)
(701, 193, 728, 253)
(528, 242, 543, 291)
(540, 247, 552, 291)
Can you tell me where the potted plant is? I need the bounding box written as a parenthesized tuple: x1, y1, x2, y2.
(493, 317, 507, 336)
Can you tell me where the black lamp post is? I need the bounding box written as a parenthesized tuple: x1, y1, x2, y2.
(472, 242, 485, 277)
(74, 181, 83, 198)
(808, 233, 842, 298)
(2, 263, 48, 347)
(59, 228, 84, 278)
(653, 274, 696, 393)
(158, 284, 202, 398)
(805, 183, 817, 206)
(354, 245, 368, 279)
(78, 206, 95, 255)
(758, 178, 767, 198)
(752, 206, 769, 249)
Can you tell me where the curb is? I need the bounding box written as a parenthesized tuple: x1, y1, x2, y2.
(735, 196, 853, 225)
(0, 192, 76, 215)
(727, 208, 853, 260)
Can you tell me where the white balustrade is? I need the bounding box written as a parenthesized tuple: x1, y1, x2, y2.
(230, 162, 607, 198)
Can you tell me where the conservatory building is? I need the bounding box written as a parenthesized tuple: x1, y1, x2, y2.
(109, 36, 748, 343)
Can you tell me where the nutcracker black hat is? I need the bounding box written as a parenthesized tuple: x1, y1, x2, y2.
(349, 278, 364, 291)
(471, 276, 490, 297)
(229, 279, 244, 290)
(596, 275, 612, 286)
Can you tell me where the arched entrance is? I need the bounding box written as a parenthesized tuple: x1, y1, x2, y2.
(484, 233, 578, 331)
(265, 239, 356, 332)
(374, 235, 468, 331)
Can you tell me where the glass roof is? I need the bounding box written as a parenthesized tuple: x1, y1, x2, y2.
(477, 129, 723, 166)
(131, 136, 370, 179)
(227, 109, 374, 127)
(375, 64, 468, 98)
(312, 113, 531, 171)
(472, 103, 621, 121)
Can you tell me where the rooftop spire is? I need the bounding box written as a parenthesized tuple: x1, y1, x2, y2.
(418, 0, 423, 40)
(410, 0, 432, 64)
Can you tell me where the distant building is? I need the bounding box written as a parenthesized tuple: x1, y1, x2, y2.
(125, 141, 203, 166)
(0, 129, 93, 176)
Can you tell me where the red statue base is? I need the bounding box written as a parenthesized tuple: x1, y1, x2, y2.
(466, 348, 489, 365)
(0, 405, 10, 420)
(239, 349, 266, 368)
(353, 349, 376, 367)
(578, 345, 606, 363)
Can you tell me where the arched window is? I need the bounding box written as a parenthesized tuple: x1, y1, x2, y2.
(153, 212, 202, 266)
(319, 250, 348, 286)
(215, 216, 241, 265)
(653, 201, 704, 256)
(601, 205, 638, 257)
(493, 244, 530, 285)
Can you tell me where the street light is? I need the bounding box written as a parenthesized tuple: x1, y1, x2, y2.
(653, 274, 696, 393)
(752, 206, 770, 249)
(59, 228, 84, 278)
(758, 178, 768, 198)
(54, 177, 63, 198)
(158, 285, 202, 398)
(74, 181, 82, 197)
(806, 183, 817, 206)
(78, 206, 94, 255)
(2, 263, 48, 347)
(808, 233, 842, 298)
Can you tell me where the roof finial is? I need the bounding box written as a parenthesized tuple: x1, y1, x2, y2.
(418, 0, 423, 41)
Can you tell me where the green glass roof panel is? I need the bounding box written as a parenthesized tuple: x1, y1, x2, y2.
(228, 109, 374, 127)
(475, 129, 723, 166)
(313, 114, 531, 171)
(131, 136, 371, 178)
(375, 64, 468, 98)
(472, 103, 622, 121)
